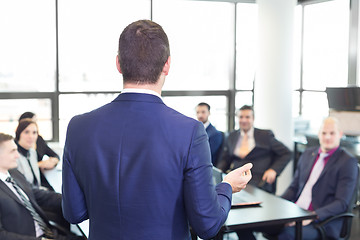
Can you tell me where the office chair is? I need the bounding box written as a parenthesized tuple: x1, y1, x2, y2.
(314, 164, 360, 240)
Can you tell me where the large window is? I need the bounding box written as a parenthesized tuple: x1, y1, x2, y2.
(1, 0, 358, 143)
(0, 99, 52, 139)
(58, 0, 151, 92)
(0, 0, 56, 92)
(296, 0, 351, 131)
(163, 96, 228, 132)
(153, 0, 234, 91)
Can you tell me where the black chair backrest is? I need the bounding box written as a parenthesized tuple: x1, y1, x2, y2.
(339, 163, 360, 238)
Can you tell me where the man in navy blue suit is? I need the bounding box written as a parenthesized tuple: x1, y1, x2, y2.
(61, 20, 253, 240)
(278, 117, 358, 239)
(196, 102, 224, 166)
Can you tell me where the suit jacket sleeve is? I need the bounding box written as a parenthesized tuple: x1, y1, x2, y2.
(315, 156, 358, 221)
(281, 155, 302, 202)
(184, 122, 232, 239)
(32, 187, 62, 214)
(36, 135, 60, 162)
(267, 130, 291, 175)
(62, 119, 89, 224)
(216, 134, 233, 172)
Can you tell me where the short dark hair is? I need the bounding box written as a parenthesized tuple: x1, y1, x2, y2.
(238, 105, 254, 117)
(197, 102, 210, 111)
(239, 105, 253, 112)
(0, 133, 13, 148)
(19, 112, 35, 121)
(118, 20, 170, 84)
(15, 119, 38, 141)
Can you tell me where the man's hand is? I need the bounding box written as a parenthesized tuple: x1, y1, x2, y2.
(223, 163, 253, 193)
(262, 168, 277, 184)
(285, 219, 313, 227)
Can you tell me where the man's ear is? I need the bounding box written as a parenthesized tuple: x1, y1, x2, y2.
(162, 56, 171, 76)
(116, 55, 122, 74)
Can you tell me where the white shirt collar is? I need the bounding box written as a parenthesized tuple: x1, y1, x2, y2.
(121, 88, 162, 99)
(241, 127, 254, 137)
(0, 171, 10, 182)
(203, 121, 210, 129)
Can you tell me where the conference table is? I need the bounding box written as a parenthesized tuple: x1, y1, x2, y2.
(44, 166, 316, 240)
(211, 184, 317, 240)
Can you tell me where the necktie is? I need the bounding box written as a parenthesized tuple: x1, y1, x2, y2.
(26, 153, 39, 186)
(296, 152, 329, 210)
(238, 133, 250, 158)
(6, 176, 54, 238)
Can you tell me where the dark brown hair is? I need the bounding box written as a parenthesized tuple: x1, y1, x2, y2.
(15, 119, 38, 141)
(19, 112, 35, 121)
(238, 105, 254, 118)
(197, 102, 210, 111)
(0, 133, 13, 148)
(118, 20, 170, 84)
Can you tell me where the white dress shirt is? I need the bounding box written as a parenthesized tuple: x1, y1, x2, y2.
(121, 88, 162, 99)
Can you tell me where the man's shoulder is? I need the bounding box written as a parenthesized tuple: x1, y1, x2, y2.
(335, 147, 357, 161)
(8, 169, 29, 185)
(254, 128, 273, 136)
(68, 95, 200, 132)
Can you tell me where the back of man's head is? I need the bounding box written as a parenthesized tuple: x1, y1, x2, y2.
(118, 20, 170, 85)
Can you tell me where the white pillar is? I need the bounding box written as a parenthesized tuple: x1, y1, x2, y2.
(255, 0, 296, 194)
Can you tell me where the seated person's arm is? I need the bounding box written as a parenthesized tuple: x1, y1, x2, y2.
(264, 131, 292, 183)
(216, 140, 231, 172)
(0, 220, 39, 240)
(37, 136, 60, 171)
(314, 156, 358, 221)
(32, 187, 62, 214)
(38, 157, 59, 171)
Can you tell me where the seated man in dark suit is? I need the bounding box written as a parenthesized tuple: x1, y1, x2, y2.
(277, 117, 358, 239)
(0, 133, 82, 240)
(217, 105, 291, 193)
(196, 102, 224, 166)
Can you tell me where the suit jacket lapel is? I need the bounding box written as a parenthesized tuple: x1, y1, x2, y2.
(301, 149, 318, 189)
(317, 148, 341, 182)
(112, 92, 164, 104)
(0, 179, 24, 206)
(229, 130, 240, 154)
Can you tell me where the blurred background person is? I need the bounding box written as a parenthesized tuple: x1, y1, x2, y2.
(19, 112, 60, 191)
(0, 132, 82, 239)
(19, 112, 60, 170)
(195, 102, 224, 166)
(15, 118, 54, 191)
(277, 117, 359, 239)
(217, 105, 291, 193)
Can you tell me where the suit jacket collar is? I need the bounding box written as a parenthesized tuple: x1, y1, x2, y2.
(253, 128, 268, 149)
(302, 147, 342, 187)
(0, 174, 25, 206)
(318, 147, 342, 181)
(112, 92, 164, 104)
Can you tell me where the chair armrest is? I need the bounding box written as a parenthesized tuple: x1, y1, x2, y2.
(50, 221, 86, 239)
(314, 212, 355, 239)
(315, 212, 355, 228)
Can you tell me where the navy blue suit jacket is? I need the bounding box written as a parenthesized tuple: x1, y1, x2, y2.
(205, 123, 223, 166)
(62, 93, 233, 240)
(282, 147, 358, 239)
